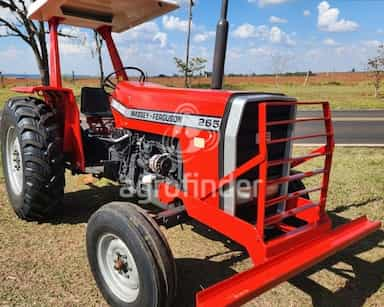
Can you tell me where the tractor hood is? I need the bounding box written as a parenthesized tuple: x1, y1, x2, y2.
(113, 81, 234, 118)
(28, 0, 179, 32)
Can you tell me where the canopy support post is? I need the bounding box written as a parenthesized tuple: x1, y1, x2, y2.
(49, 17, 62, 88)
(97, 26, 128, 81)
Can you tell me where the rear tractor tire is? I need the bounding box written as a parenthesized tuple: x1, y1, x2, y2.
(1, 97, 65, 221)
(86, 202, 177, 307)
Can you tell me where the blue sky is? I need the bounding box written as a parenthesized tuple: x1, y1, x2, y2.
(1, 0, 384, 76)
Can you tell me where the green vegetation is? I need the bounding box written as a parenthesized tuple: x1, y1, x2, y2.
(227, 82, 384, 110)
(0, 148, 382, 306)
(0, 87, 15, 106)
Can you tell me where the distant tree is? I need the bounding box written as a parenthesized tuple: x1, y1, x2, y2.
(0, 0, 76, 85)
(368, 45, 384, 98)
(351, 68, 356, 73)
(174, 56, 207, 87)
(0, 1, 50, 84)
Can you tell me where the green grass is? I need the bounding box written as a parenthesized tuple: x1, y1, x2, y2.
(226, 82, 384, 110)
(0, 147, 382, 306)
(0, 87, 16, 107)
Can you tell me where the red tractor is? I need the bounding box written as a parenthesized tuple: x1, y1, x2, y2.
(1, 0, 381, 306)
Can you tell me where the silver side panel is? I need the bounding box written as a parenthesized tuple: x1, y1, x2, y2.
(222, 97, 248, 215)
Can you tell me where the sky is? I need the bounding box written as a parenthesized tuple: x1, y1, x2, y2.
(0, 0, 384, 76)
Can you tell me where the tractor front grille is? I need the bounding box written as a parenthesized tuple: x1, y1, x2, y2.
(220, 94, 296, 216)
(237, 101, 295, 180)
(220, 94, 334, 237)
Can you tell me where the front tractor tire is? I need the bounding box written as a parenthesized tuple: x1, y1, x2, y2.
(1, 97, 65, 221)
(86, 202, 177, 307)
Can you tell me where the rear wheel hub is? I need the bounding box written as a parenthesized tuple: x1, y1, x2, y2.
(5, 126, 23, 195)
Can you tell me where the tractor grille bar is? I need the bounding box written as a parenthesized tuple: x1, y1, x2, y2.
(255, 101, 335, 239)
(265, 187, 322, 208)
(268, 152, 325, 167)
(267, 168, 326, 185)
(267, 117, 328, 126)
(264, 202, 320, 226)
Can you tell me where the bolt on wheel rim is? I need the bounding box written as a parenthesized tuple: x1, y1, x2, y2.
(6, 126, 23, 195)
(97, 233, 140, 303)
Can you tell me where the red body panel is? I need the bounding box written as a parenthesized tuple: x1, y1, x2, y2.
(12, 86, 85, 170)
(112, 81, 233, 207)
(115, 81, 231, 116)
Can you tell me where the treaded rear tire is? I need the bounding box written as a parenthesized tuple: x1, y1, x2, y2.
(1, 96, 65, 221)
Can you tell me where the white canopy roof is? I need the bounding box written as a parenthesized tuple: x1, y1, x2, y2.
(28, 0, 179, 33)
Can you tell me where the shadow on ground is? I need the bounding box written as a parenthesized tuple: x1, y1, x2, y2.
(50, 186, 383, 307)
(51, 183, 122, 224)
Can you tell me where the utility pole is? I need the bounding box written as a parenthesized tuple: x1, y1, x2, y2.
(185, 0, 194, 88)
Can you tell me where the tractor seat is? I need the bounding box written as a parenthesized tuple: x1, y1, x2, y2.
(81, 87, 113, 117)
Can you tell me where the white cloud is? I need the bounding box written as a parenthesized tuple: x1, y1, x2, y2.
(270, 27, 283, 43)
(303, 10, 311, 17)
(113, 22, 168, 48)
(114, 22, 160, 41)
(193, 31, 215, 43)
(323, 38, 338, 46)
(59, 27, 91, 55)
(233, 23, 295, 46)
(228, 48, 243, 59)
(248, 0, 291, 7)
(233, 24, 268, 39)
(318, 1, 359, 32)
(269, 16, 288, 24)
(153, 32, 168, 48)
(248, 47, 272, 56)
(361, 40, 382, 48)
(162, 15, 190, 32)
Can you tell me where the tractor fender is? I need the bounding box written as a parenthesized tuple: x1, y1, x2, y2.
(12, 86, 85, 171)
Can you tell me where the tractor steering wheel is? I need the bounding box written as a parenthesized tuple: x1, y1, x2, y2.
(103, 66, 146, 91)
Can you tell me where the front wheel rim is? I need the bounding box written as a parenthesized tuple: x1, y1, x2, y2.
(5, 126, 23, 195)
(97, 233, 140, 303)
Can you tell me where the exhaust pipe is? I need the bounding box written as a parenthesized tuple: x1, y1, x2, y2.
(211, 0, 229, 90)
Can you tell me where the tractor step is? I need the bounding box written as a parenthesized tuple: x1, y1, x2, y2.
(196, 216, 380, 307)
